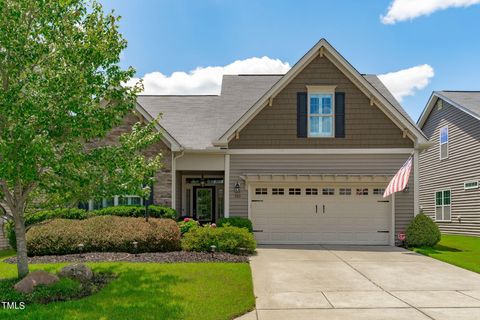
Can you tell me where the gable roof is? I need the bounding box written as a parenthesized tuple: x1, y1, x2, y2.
(137, 75, 281, 149)
(418, 91, 480, 128)
(214, 38, 427, 147)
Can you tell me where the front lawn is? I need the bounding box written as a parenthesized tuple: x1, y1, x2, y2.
(414, 234, 480, 273)
(0, 251, 254, 320)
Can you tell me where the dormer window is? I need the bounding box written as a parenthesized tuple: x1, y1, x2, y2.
(307, 86, 336, 137)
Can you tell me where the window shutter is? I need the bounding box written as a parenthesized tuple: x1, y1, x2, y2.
(335, 92, 345, 138)
(297, 92, 308, 137)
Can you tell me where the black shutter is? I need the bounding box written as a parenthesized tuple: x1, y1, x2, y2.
(335, 92, 345, 138)
(297, 92, 308, 138)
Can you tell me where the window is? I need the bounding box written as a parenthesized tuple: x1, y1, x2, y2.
(272, 188, 285, 195)
(308, 93, 334, 137)
(464, 181, 478, 190)
(435, 190, 451, 221)
(439, 126, 448, 160)
(322, 188, 335, 195)
(356, 188, 369, 195)
(373, 188, 385, 195)
(255, 188, 268, 195)
(306, 188, 318, 195)
(339, 188, 351, 195)
(288, 188, 301, 195)
(118, 196, 142, 206)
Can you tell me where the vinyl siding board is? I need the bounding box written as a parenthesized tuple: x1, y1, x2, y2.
(229, 55, 413, 149)
(419, 100, 480, 236)
(229, 153, 414, 235)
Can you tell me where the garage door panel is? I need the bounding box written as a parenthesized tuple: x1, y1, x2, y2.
(250, 184, 391, 245)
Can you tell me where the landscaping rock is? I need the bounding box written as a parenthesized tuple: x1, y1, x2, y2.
(59, 263, 93, 282)
(14, 270, 59, 294)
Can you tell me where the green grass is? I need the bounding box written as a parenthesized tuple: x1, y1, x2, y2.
(414, 234, 480, 273)
(0, 251, 255, 320)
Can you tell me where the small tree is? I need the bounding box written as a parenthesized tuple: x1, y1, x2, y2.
(0, 0, 162, 277)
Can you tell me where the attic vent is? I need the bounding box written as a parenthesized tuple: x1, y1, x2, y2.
(436, 100, 443, 110)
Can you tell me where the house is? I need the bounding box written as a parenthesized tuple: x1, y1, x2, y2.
(4, 39, 429, 247)
(417, 91, 480, 236)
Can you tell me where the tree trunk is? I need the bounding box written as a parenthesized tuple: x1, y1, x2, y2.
(12, 209, 29, 278)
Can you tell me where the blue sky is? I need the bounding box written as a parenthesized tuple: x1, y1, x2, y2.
(101, 0, 480, 120)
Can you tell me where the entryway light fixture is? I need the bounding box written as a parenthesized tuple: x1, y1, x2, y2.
(234, 182, 241, 193)
(200, 172, 206, 187)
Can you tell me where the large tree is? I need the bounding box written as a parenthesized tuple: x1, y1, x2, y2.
(0, 0, 162, 277)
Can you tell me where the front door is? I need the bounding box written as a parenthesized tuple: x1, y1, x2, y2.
(193, 186, 215, 223)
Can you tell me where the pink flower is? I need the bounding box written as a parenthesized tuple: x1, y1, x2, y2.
(211, 223, 217, 228)
(184, 217, 190, 222)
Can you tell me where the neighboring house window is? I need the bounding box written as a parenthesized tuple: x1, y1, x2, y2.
(322, 188, 335, 195)
(119, 196, 143, 206)
(308, 93, 334, 137)
(306, 188, 318, 195)
(439, 126, 448, 159)
(356, 188, 368, 195)
(339, 188, 351, 195)
(435, 190, 451, 221)
(464, 181, 478, 190)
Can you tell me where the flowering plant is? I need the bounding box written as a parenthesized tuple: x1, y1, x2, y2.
(178, 217, 199, 234)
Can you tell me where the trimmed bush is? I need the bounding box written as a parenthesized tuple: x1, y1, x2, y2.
(181, 225, 256, 255)
(405, 214, 441, 247)
(7, 205, 177, 248)
(217, 217, 253, 233)
(26, 216, 181, 256)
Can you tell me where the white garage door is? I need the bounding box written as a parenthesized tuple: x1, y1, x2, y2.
(250, 184, 391, 245)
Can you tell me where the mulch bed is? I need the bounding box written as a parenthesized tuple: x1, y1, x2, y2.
(4, 251, 249, 264)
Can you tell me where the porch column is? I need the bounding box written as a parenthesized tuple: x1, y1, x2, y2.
(171, 152, 176, 210)
(413, 149, 420, 216)
(224, 154, 230, 217)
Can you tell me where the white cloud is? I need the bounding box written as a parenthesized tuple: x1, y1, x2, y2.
(381, 0, 480, 24)
(126, 56, 291, 95)
(378, 64, 434, 102)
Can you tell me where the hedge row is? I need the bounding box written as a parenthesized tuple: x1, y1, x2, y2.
(6, 205, 177, 249)
(26, 216, 181, 256)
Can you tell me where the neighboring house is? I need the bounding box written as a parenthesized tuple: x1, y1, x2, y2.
(1, 39, 429, 247)
(0, 219, 7, 249)
(417, 91, 480, 236)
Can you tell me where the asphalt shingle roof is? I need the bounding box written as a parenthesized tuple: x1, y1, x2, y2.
(436, 91, 480, 119)
(137, 74, 413, 149)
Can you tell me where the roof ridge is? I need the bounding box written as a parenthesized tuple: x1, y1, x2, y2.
(439, 90, 480, 93)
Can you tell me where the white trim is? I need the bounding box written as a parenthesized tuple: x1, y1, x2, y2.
(391, 193, 395, 246)
(226, 148, 414, 155)
(464, 180, 479, 190)
(418, 92, 480, 128)
(215, 39, 427, 145)
(439, 126, 449, 160)
(224, 154, 230, 218)
(247, 184, 252, 220)
(135, 102, 182, 151)
(413, 149, 420, 216)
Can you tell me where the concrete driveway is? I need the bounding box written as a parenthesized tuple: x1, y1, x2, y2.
(240, 245, 480, 320)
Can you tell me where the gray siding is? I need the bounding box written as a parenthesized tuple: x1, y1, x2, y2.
(419, 100, 480, 236)
(229, 153, 414, 235)
(228, 55, 413, 149)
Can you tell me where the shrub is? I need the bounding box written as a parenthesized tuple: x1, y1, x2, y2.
(7, 205, 177, 248)
(405, 214, 441, 248)
(181, 225, 256, 255)
(26, 216, 181, 256)
(217, 217, 253, 233)
(177, 217, 199, 234)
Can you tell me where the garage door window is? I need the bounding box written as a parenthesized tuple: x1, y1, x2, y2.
(373, 188, 385, 195)
(322, 188, 335, 195)
(272, 188, 284, 195)
(356, 188, 369, 195)
(339, 188, 352, 195)
(306, 188, 318, 195)
(435, 190, 451, 221)
(289, 188, 301, 195)
(255, 188, 268, 195)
